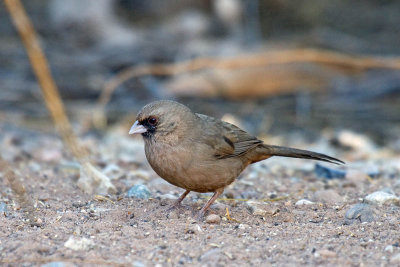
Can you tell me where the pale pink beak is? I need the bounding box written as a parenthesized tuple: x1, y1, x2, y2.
(129, 121, 147, 135)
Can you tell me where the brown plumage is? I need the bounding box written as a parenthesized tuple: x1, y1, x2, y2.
(129, 100, 344, 219)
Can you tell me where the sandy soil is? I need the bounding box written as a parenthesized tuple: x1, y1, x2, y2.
(1, 124, 400, 267)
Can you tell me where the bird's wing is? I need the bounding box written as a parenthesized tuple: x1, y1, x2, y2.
(196, 114, 262, 159)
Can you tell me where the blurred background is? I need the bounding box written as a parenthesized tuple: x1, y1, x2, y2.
(1, 0, 400, 148)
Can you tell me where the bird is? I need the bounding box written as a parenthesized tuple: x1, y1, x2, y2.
(129, 100, 344, 219)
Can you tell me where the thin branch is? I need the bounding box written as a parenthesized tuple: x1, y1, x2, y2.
(94, 48, 400, 127)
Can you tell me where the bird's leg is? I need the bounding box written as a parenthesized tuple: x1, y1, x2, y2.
(167, 189, 190, 211)
(197, 188, 224, 220)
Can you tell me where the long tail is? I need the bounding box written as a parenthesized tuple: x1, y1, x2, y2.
(260, 144, 344, 165)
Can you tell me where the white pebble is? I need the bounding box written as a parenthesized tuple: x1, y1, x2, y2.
(295, 199, 315, 206)
(365, 191, 400, 206)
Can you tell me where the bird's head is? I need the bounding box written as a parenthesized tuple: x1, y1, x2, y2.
(129, 100, 197, 143)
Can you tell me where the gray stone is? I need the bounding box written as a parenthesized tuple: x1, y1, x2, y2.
(344, 203, 374, 224)
(0, 202, 7, 212)
(315, 163, 346, 179)
(127, 184, 151, 199)
(364, 191, 400, 206)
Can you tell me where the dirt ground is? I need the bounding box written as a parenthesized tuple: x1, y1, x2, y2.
(1, 122, 400, 267)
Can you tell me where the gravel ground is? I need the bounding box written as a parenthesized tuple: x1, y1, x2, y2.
(1, 122, 400, 267)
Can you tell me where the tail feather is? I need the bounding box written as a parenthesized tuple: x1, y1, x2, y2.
(263, 145, 344, 165)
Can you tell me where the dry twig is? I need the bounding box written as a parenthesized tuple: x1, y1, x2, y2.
(4, 0, 115, 195)
(94, 48, 400, 127)
(0, 156, 39, 226)
(4, 0, 86, 159)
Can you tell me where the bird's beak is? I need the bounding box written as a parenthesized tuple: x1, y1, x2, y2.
(129, 120, 147, 135)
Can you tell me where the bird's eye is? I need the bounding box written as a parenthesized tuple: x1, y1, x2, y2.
(147, 116, 157, 126)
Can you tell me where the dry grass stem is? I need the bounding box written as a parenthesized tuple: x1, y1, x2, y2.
(0, 156, 38, 225)
(93, 48, 400, 127)
(4, 0, 87, 159)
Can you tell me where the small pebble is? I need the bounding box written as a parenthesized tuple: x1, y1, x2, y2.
(385, 245, 394, 253)
(206, 214, 221, 224)
(64, 236, 95, 251)
(127, 184, 151, 199)
(0, 202, 7, 212)
(344, 203, 374, 224)
(364, 191, 400, 206)
(238, 224, 249, 230)
(295, 199, 315, 206)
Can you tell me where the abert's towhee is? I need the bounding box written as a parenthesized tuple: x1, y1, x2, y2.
(129, 100, 343, 218)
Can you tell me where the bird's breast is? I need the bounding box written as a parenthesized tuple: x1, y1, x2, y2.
(144, 141, 193, 186)
(144, 141, 247, 192)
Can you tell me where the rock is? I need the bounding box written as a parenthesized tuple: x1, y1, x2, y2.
(206, 214, 221, 224)
(334, 130, 376, 152)
(0, 202, 7, 212)
(313, 189, 343, 204)
(364, 191, 400, 206)
(295, 199, 315, 206)
(391, 253, 400, 263)
(344, 203, 374, 224)
(246, 201, 279, 216)
(385, 245, 394, 253)
(314, 249, 337, 258)
(64, 236, 95, 251)
(127, 184, 151, 199)
(314, 163, 346, 179)
(77, 162, 117, 195)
